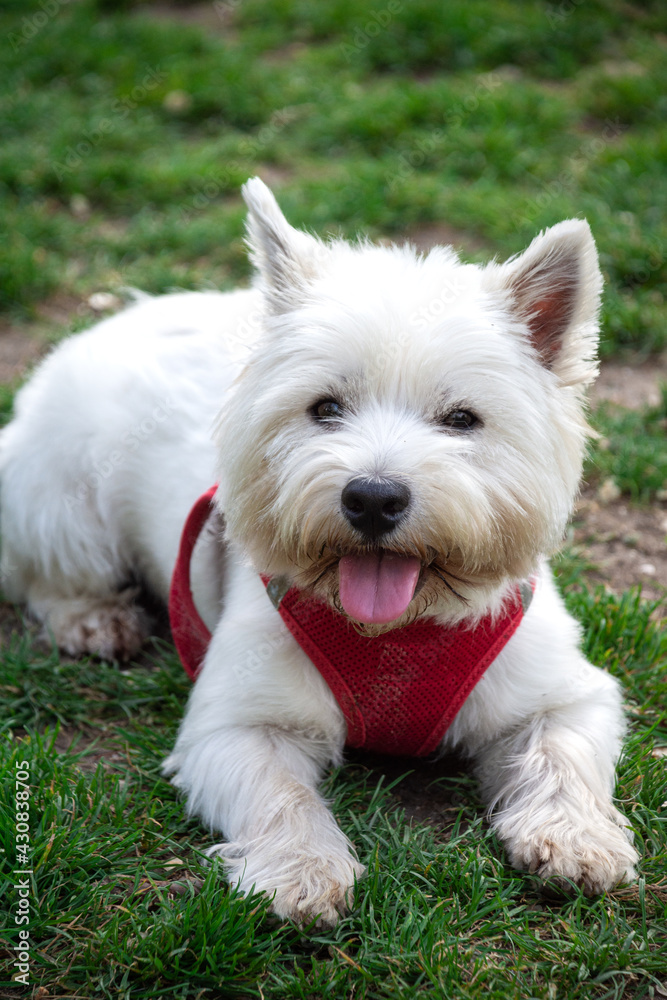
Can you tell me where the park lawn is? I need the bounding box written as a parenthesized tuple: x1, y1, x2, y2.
(1, 0, 665, 355)
(1, 1, 666, 997)
(2, 587, 665, 998)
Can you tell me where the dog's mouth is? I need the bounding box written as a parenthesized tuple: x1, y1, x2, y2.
(337, 550, 422, 624)
(302, 544, 471, 627)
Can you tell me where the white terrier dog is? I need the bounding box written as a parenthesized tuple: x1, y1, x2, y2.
(0, 179, 638, 925)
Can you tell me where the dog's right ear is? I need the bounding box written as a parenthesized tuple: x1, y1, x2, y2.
(242, 177, 325, 313)
(482, 219, 602, 387)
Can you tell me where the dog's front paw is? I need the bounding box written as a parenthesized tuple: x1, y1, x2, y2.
(507, 812, 638, 895)
(209, 840, 365, 927)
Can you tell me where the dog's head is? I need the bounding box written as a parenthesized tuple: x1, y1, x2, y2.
(215, 178, 602, 629)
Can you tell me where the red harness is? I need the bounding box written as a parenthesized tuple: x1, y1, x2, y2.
(169, 487, 531, 757)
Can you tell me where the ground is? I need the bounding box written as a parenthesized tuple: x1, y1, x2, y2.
(580, 355, 667, 604)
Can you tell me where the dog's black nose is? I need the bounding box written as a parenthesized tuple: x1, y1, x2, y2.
(341, 477, 411, 541)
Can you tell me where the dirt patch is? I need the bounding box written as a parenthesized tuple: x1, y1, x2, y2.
(573, 489, 666, 603)
(253, 164, 295, 190)
(579, 360, 667, 606)
(32, 292, 85, 330)
(51, 724, 127, 772)
(348, 749, 472, 831)
(143, 1, 232, 32)
(592, 357, 667, 410)
(0, 326, 46, 383)
(0, 293, 85, 383)
(399, 222, 490, 256)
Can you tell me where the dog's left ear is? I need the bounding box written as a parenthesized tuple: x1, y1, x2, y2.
(242, 177, 326, 313)
(484, 220, 603, 385)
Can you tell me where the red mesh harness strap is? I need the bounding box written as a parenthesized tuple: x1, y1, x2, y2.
(168, 485, 216, 680)
(267, 586, 526, 756)
(169, 487, 530, 756)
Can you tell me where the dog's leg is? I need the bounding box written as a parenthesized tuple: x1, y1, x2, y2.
(447, 574, 640, 893)
(165, 724, 364, 927)
(1, 478, 150, 659)
(163, 573, 364, 928)
(473, 670, 638, 893)
(26, 584, 151, 660)
(1, 475, 151, 660)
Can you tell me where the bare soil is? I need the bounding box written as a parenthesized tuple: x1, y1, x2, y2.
(0, 293, 84, 382)
(0, 325, 45, 383)
(148, 1, 233, 32)
(581, 353, 667, 604)
(401, 221, 493, 256)
(591, 356, 667, 410)
(573, 489, 667, 603)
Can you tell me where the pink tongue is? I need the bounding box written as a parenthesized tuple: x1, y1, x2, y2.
(338, 552, 421, 624)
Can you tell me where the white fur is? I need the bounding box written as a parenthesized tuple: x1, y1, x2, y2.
(0, 179, 638, 925)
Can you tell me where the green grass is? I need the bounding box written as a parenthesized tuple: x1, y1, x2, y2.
(0, 384, 16, 429)
(2, 1, 666, 997)
(0, 0, 665, 354)
(585, 387, 667, 503)
(1, 590, 665, 998)
(232, 0, 666, 78)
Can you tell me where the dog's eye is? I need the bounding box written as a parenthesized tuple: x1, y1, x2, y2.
(441, 409, 480, 431)
(311, 399, 344, 422)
